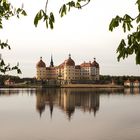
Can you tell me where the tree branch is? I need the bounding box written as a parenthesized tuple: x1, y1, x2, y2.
(45, 0, 49, 14)
(80, 0, 90, 8)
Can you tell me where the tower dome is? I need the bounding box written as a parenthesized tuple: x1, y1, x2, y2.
(36, 57, 46, 68)
(65, 54, 75, 66)
(92, 58, 99, 68)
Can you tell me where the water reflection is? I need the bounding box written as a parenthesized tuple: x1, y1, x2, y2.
(0, 88, 140, 140)
(36, 88, 101, 120)
(0, 87, 139, 121)
(0, 88, 36, 96)
(124, 88, 140, 95)
(35, 88, 128, 120)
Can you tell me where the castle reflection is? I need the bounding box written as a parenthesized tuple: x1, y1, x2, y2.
(0, 87, 139, 120)
(35, 88, 140, 120)
(36, 88, 101, 120)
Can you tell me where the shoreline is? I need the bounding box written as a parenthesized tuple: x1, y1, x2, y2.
(60, 84, 124, 88)
(0, 84, 124, 89)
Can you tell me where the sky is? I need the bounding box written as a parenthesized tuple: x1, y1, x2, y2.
(0, 0, 140, 77)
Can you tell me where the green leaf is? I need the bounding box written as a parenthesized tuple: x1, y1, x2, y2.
(136, 50, 140, 64)
(17, 8, 22, 14)
(136, 14, 140, 23)
(21, 10, 27, 16)
(109, 16, 122, 31)
(0, 59, 5, 66)
(122, 22, 126, 32)
(122, 14, 134, 32)
(117, 39, 126, 61)
(76, 2, 81, 9)
(127, 34, 133, 46)
(46, 18, 48, 28)
(43, 14, 48, 21)
(59, 4, 67, 17)
(0, 68, 5, 73)
(50, 12, 55, 23)
(34, 10, 44, 27)
(17, 69, 22, 74)
(34, 12, 39, 27)
(136, 0, 140, 11)
(137, 32, 140, 41)
(49, 18, 53, 29)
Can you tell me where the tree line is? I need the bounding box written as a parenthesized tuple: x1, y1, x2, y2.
(1, 74, 140, 86)
(100, 75, 140, 85)
(0, 75, 36, 86)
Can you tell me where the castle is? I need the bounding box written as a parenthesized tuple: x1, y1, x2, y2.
(36, 54, 100, 84)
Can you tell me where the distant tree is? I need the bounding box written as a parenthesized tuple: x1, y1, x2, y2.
(0, 0, 26, 74)
(100, 75, 140, 85)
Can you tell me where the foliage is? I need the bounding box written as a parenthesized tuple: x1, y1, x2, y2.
(0, 0, 27, 29)
(34, 0, 90, 29)
(34, 10, 55, 29)
(0, 0, 27, 74)
(100, 75, 140, 85)
(109, 0, 140, 64)
(0, 74, 21, 85)
(0, 75, 37, 85)
(34, 0, 140, 64)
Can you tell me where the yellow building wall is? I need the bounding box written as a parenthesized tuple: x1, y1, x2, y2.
(36, 67, 47, 80)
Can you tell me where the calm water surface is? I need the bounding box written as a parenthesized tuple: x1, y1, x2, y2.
(0, 88, 140, 140)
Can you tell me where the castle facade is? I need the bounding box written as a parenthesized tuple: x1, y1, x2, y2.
(36, 54, 100, 84)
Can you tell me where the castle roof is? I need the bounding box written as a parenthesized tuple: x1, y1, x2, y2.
(58, 62, 65, 68)
(75, 65, 81, 69)
(36, 57, 46, 68)
(80, 62, 93, 67)
(92, 58, 99, 68)
(65, 54, 75, 66)
(134, 80, 139, 83)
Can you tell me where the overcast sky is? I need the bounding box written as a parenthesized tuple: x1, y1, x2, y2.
(0, 0, 139, 77)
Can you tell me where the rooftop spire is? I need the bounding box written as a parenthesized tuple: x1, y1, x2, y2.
(50, 54, 54, 67)
(94, 58, 96, 61)
(69, 53, 71, 58)
(40, 57, 42, 60)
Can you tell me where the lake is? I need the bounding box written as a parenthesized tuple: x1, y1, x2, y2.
(0, 88, 140, 140)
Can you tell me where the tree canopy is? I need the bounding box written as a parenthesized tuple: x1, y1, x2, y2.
(0, 0, 26, 74)
(109, 0, 140, 64)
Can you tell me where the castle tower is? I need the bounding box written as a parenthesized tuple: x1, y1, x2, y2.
(64, 54, 75, 84)
(92, 57, 100, 80)
(36, 57, 47, 80)
(50, 54, 54, 67)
